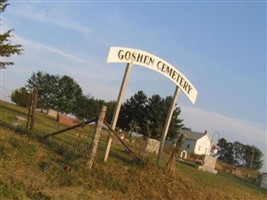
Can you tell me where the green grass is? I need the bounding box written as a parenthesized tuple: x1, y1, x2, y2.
(0, 100, 266, 200)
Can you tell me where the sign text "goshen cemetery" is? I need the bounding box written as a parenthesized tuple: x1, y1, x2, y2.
(107, 47, 198, 104)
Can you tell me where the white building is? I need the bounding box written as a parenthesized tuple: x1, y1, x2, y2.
(181, 130, 212, 155)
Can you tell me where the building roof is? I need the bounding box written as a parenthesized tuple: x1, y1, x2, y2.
(181, 129, 207, 141)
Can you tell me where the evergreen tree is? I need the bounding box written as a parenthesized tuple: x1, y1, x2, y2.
(118, 90, 183, 139)
(163, 96, 184, 139)
(146, 94, 165, 138)
(0, 0, 23, 69)
(118, 90, 148, 134)
(146, 95, 183, 139)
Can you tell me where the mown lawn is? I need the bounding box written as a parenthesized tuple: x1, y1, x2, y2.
(0, 100, 266, 200)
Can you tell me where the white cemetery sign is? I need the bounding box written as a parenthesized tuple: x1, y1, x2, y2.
(104, 47, 198, 163)
(107, 47, 198, 104)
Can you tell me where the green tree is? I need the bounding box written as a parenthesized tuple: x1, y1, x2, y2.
(118, 90, 148, 134)
(10, 87, 31, 107)
(118, 91, 184, 139)
(0, 0, 23, 69)
(163, 96, 184, 140)
(74, 95, 105, 120)
(232, 141, 246, 166)
(146, 94, 165, 138)
(56, 75, 83, 113)
(73, 95, 91, 120)
(218, 138, 235, 165)
(26, 72, 85, 115)
(218, 138, 264, 170)
(27, 71, 59, 110)
(244, 145, 263, 170)
(105, 100, 116, 123)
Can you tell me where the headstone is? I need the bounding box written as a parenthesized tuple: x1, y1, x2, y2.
(145, 138, 160, 154)
(258, 173, 267, 189)
(48, 109, 58, 118)
(198, 155, 218, 174)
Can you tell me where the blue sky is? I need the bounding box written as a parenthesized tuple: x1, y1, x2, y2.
(1, 1, 266, 170)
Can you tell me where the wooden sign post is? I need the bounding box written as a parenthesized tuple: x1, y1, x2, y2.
(104, 63, 132, 162)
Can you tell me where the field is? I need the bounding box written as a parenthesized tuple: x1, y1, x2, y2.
(0, 100, 266, 200)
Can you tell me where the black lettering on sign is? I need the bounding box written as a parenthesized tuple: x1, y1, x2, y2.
(118, 50, 124, 60)
(136, 53, 144, 63)
(149, 57, 155, 66)
(132, 52, 136, 61)
(187, 85, 193, 94)
(124, 51, 131, 60)
(157, 61, 162, 70)
(116, 48, 194, 96)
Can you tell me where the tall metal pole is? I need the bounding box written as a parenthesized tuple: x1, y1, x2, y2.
(104, 63, 132, 162)
(250, 148, 255, 168)
(157, 86, 181, 165)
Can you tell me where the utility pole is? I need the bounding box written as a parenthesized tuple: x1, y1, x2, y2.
(250, 148, 255, 168)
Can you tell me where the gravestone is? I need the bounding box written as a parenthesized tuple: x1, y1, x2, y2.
(258, 173, 267, 189)
(198, 155, 218, 174)
(145, 138, 160, 154)
(48, 109, 58, 118)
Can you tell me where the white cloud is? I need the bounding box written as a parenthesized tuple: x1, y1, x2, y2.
(12, 34, 93, 66)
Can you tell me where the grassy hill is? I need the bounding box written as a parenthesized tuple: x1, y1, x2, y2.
(0, 100, 266, 200)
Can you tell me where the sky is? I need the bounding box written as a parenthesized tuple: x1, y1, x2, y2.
(0, 1, 266, 171)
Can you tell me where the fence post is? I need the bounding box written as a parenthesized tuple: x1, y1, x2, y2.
(26, 92, 32, 129)
(86, 105, 107, 169)
(165, 133, 186, 175)
(30, 88, 38, 130)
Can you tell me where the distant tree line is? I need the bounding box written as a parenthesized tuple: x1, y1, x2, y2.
(11, 71, 184, 139)
(11, 71, 105, 119)
(217, 138, 263, 170)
